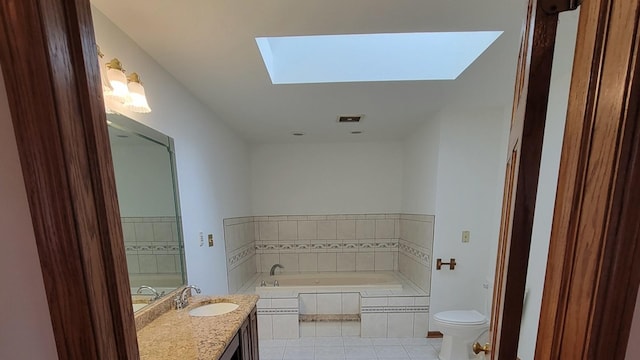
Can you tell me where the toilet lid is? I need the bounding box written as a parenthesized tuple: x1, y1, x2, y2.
(434, 310, 487, 325)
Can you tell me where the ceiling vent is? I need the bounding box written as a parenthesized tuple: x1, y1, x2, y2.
(338, 115, 363, 123)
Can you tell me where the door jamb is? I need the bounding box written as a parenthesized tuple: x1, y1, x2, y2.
(536, 0, 640, 358)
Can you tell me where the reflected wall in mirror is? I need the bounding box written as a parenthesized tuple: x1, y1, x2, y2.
(107, 113, 187, 312)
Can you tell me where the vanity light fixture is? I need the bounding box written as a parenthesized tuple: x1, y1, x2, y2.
(97, 47, 115, 114)
(105, 58, 129, 102)
(124, 72, 151, 113)
(97, 46, 113, 95)
(97, 46, 152, 114)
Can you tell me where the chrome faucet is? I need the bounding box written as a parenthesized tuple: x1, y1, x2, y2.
(270, 264, 284, 276)
(136, 285, 164, 301)
(174, 285, 201, 309)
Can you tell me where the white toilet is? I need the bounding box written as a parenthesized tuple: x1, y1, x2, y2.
(432, 280, 492, 360)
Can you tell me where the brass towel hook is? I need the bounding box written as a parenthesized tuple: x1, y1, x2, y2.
(436, 258, 456, 270)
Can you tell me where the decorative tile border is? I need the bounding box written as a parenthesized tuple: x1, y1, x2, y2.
(361, 305, 429, 314)
(121, 216, 177, 223)
(228, 245, 256, 268)
(299, 314, 360, 322)
(124, 244, 181, 256)
(256, 308, 299, 315)
(255, 241, 398, 253)
(399, 241, 430, 266)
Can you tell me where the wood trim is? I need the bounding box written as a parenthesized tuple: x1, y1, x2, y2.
(0, 0, 138, 358)
(427, 331, 443, 339)
(491, 0, 559, 358)
(536, 0, 640, 358)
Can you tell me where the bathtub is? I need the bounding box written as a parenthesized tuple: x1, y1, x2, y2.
(247, 271, 430, 339)
(255, 271, 403, 292)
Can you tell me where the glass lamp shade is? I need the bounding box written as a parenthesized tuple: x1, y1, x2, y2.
(106, 68, 129, 102)
(124, 80, 151, 113)
(98, 61, 113, 96)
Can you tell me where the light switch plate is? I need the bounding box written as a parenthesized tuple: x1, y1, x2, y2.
(462, 230, 470, 243)
(199, 232, 204, 247)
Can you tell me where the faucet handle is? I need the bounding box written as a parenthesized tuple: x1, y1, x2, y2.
(273, 280, 279, 287)
(174, 295, 184, 309)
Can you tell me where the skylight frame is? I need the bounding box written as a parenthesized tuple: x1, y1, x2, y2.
(256, 31, 503, 84)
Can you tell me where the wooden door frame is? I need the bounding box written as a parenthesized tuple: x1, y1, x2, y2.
(0, 0, 639, 359)
(536, 0, 640, 358)
(490, 0, 559, 357)
(0, 0, 138, 358)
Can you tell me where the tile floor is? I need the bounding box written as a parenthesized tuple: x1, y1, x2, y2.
(259, 337, 442, 360)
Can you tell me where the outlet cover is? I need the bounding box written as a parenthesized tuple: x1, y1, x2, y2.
(462, 230, 471, 243)
(208, 234, 214, 247)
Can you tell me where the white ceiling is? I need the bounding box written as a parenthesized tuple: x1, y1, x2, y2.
(92, 0, 526, 144)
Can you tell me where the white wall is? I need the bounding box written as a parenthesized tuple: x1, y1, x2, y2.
(92, 7, 252, 295)
(402, 106, 509, 326)
(111, 142, 176, 217)
(0, 70, 58, 359)
(251, 142, 404, 215)
(402, 117, 440, 215)
(429, 107, 509, 321)
(517, 10, 579, 359)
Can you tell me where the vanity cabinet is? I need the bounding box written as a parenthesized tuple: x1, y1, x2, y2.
(249, 307, 259, 360)
(220, 306, 259, 360)
(240, 306, 259, 360)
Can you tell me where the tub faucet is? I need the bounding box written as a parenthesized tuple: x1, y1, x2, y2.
(175, 285, 201, 309)
(270, 264, 284, 276)
(136, 285, 164, 301)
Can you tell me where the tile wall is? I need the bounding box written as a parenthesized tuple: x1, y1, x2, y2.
(122, 217, 183, 279)
(224, 216, 257, 293)
(224, 213, 435, 295)
(254, 214, 400, 273)
(360, 296, 429, 338)
(398, 214, 435, 293)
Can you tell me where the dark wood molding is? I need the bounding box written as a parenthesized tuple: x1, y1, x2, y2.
(427, 331, 443, 338)
(536, 0, 640, 358)
(0, 0, 137, 358)
(490, 0, 559, 358)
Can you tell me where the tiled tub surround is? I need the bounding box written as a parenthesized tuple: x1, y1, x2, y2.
(224, 216, 257, 293)
(242, 271, 429, 340)
(398, 214, 435, 293)
(122, 216, 184, 286)
(223, 214, 434, 282)
(255, 214, 401, 273)
(135, 293, 259, 359)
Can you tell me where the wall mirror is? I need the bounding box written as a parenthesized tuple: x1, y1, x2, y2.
(107, 113, 187, 312)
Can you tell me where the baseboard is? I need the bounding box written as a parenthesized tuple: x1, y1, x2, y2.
(427, 331, 443, 338)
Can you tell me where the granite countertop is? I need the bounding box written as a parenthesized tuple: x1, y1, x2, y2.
(136, 294, 259, 360)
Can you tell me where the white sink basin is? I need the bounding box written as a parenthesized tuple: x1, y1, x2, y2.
(189, 302, 239, 317)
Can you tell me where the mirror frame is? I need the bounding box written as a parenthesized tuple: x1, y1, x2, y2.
(107, 114, 188, 287)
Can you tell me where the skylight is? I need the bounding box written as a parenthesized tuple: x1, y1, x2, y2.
(256, 31, 503, 84)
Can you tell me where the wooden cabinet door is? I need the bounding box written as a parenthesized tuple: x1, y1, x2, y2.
(250, 307, 260, 360)
(220, 333, 240, 360)
(240, 318, 251, 360)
